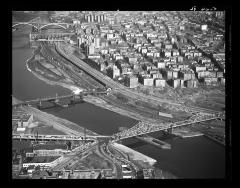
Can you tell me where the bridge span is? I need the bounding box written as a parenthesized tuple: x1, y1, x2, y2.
(12, 90, 108, 108)
(12, 133, 111, 141)
(112, 113, 223, 141)
(12, 20, 71, 31)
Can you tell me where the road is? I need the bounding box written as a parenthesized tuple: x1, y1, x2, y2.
(52, 141, 99, 171)
(98, 142, 123, 179)
(107, 143, 138, 177)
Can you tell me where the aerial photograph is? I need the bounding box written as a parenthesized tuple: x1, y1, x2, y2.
(12, 11, 226, 179)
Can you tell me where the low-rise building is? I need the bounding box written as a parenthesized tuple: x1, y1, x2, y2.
(217, 71, 224, 78)
(180, 79, 185, 88)
(167, 70, 173, 80)
(125, 76, 138, 88)
(204, 77, 218, 86)
(177, 56, 184, 63)
(142, 77, 154, 86)
(195, 66, 207, 72)
(172, 71, 178, 79)
(154, 79, 166, 88)
(163, 50, 172, 57)
(185, 79, 198, 88)
(169, 79, 180, 88)
(219, 77, 225, 85)
(155, 62, 165, 69)
(152, 73, 162, 79)
(111, 66, 120, 79)
(17, 114, 33, 128)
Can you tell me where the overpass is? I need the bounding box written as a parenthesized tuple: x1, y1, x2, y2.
(55, 42, 223, 115)
(112, 112, 223, 141)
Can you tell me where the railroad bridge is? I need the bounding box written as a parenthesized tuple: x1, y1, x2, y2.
(12, 134, 111, 142)
(12, 17, 71, 32)
(29, 32, 76, 42)
(12, 89, 109, 109)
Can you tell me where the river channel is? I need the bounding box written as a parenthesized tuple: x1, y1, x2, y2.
(12, 25, 225, 178)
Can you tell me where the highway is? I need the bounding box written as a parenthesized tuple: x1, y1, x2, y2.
(98, 143, 122, 179)
(107, 143, 138, 177)
(52, 141, 99, 171)
(55, 42, 222, 115)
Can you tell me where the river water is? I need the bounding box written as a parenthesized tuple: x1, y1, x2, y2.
(12, 15, 225, 178)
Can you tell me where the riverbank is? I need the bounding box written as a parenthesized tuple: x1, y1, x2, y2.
(12, 96, 99, 137)
(111, 142, 157, 166)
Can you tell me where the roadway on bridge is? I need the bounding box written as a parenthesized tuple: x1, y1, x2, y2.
(112, 114, 222, 141)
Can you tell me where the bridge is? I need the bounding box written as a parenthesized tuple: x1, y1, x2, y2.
(12, 90, 109, 109)
(112, 112, 224, 141)
(35, 39, 66, 42)
(12, 134, 111, 141)
(12, 16, 71, 31)
(29, 32, 75, 42)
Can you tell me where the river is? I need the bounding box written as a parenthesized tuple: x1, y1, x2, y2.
(12, 12, 225, 178)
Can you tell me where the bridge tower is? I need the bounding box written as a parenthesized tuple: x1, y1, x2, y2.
(37, 99, 42, 109)
(70, 94, 76, 104)
(55, 93, 59, 103)
(29, 33, 32, 42)
(167, 124, 173, 134)
(84, 127, 86, 144)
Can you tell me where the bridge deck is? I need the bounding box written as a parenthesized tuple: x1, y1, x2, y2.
(113, 115, 222, 141)
(12, 91, 107, 107)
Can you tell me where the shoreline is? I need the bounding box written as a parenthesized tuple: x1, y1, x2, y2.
(12, 96, 99, 137)
(111, 142, 157, 166)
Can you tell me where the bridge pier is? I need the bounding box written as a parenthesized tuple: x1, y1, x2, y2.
(166, 124, 173, 134)
(70, 95, 76, 104)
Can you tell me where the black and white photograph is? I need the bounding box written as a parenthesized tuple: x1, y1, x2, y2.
(11, 10, 230, 179)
